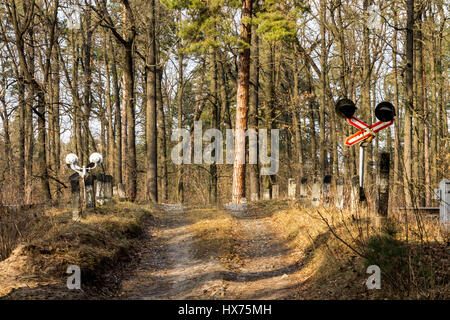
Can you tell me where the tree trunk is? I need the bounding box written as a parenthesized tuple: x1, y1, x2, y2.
(37, 92, 51, 200)
(249, 30, 260, 200)
(157, 66, 168, 202)
(436, 3, 447, 182)
(306, 65, 317, 175)
(110, 35, 122, 184)
(262, 40, 275, 195)
(361, 0, 371, 184)
(51, 49, 61, 198)
(403, 0, 414, 207)
(420, 10, 430, 206)
(114, 3, 137, 201)
(18, 68, 25, 202)
(177, 49, 184, 203)
(231, 0, 252, 204)
(392, 25, 402, 204)
(292, 50, 304, 183)
(82, 5, 92, 163)
(209, 48, 218, 204)
(123, 44, 136, 201)
(319, 0, 328, 177)
(146, 0, 158, 203)
(218, 53, 232, 129)
(103, 31, 115, 175)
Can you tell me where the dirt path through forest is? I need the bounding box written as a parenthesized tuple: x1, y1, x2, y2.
(221, 205, 305, 299)
(117, 204, 306, 299)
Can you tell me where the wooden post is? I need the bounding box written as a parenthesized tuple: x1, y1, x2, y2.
(351, 176, 360, 212)
(117, 183, 126, 201)
(104, 175, 113, 202)
(335, 178, 344, 209)
(288, 178, 296, 200)
(272, 185, 279, 199)
(84, 175, 96, 209)
(300, 177, 308, 202)
(376, 152, 390, 226)
(96, 174, 105, 206)
(311, 178, 321, 207)
(70, 173, 81, 221)
(322, 175, 332, 206)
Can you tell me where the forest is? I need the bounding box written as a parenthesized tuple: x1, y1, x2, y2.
(0, 0, 448, 301)
(0, 0, 447, 206)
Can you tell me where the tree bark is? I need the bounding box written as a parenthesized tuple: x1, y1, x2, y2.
(392, 24, 402, 204)
(177, 49, 184, 203)
(146, 0, 158, 203)
(249, 30, 260, 200)
(209, 48, 218, 204)
(231, 0, 252, 203)
(157, 66, 168, 202)
(319, 0, 328, 177)
(110, 35, 122, 184)
(262, 40, 275, 195)
(103, 30, 115, 175)
(403, 0, 414, 207)
(18, 68, 25, 202)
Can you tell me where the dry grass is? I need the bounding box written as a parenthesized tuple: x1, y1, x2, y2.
(0, 201, 155, 299)
(0, 207, 36, 261)
(269, 203, 449, 299)
(187, 207, 243, 269)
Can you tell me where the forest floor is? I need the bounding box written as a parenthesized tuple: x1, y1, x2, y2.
(115, 201, 449, 300)
(117, 203, 307, 299)
(1, 201, 447, 300)
(114, 201, 385, 300)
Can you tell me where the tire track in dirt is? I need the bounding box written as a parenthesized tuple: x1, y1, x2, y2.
(118, 204, 227, 299)
(117, 203, 306, 299)
(221, 204, 305, 299)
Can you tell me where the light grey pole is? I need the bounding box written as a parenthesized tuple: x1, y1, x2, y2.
(359, 145, 365, 188)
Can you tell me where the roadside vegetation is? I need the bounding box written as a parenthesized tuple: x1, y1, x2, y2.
(269, 203, 449, 299)
(0, 201, 154, 299)
(1, 200, 448, 300)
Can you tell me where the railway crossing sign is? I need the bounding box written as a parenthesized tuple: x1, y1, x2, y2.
(345, 118, 394, 146)
(335, 99, 396, 146)
(335, 99, 396, 202)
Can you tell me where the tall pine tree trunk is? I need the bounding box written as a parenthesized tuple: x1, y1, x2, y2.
(231, 0, 252, 203)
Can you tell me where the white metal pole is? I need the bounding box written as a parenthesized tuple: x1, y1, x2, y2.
(359, 145, 365, 188)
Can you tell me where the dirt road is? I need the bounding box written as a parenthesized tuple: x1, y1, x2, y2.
(117, 204, 306, 299)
